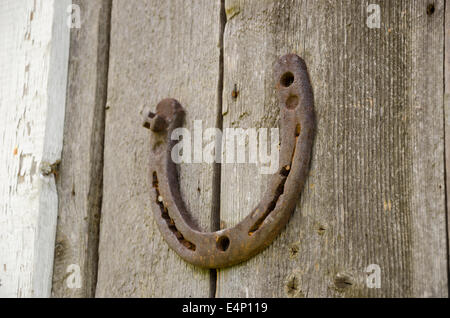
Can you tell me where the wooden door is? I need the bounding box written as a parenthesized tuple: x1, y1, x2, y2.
(51, 0, 449, 297)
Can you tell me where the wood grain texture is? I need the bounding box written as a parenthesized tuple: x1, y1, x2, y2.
(0, 0, 70, 297)
(217, 0, 447, 297)
(445, 0, 450, 289)
(409, 0, 447, 297)
(51, 0, 111, 298)
(96, 0, 222, 297)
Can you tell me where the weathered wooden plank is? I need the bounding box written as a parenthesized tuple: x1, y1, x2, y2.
(96, 0, 222, 297)
(445, 0, 450, 288)
(218, 0, 447, 297)
(51, 0, 111, 298)
(408, 1, 447, 298)
(0, 0, 70, 297)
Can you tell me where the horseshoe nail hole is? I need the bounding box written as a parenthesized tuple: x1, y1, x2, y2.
(216, 236, 230, 252)
(426, 3, 435, 15)
(248, 161, 291, 236)
(280, 72, 294, 87)
(286, 95, 299, 109)
(152, 172, 196, 251)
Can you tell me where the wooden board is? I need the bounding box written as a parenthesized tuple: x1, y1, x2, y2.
(51, 0, 111, 298)
(445, 0, 450, 283)
(0, 0, 70, 297)
(95, 0, 222, 297)
(217, 0, 447, 297)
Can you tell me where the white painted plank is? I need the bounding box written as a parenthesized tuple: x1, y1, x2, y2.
(0, 0, 71, 297)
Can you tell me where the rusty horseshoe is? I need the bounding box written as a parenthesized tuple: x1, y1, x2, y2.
(142, 54, 315, 268)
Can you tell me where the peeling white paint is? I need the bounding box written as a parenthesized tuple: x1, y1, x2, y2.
(0, 0, 70, 297)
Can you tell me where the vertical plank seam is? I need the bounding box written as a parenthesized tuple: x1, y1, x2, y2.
(91, 0, 112, 297)
(210, 0, 227, 298)
(444, 0, 450, 298)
